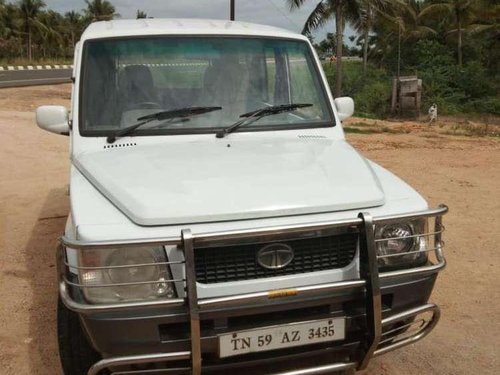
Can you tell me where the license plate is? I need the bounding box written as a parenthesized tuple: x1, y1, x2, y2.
(218, 317, 345, 358)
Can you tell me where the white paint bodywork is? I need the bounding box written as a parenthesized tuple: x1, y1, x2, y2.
(74, 132, 384, 226)
(36, 105, 69, 134)
(61, 19, 429, 298)
(334, 97, 355, 121)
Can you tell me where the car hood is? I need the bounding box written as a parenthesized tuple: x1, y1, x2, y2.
(73, 137, 385, 226)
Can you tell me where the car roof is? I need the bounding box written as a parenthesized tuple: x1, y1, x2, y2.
(80, 18, 308, 42)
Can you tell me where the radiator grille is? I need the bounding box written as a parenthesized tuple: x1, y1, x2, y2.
(194, 233, 358, 284)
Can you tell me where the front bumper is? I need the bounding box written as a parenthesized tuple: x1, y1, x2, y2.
(59, 205, 447, 375)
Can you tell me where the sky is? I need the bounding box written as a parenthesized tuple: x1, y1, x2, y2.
(40, 0, 355, 44)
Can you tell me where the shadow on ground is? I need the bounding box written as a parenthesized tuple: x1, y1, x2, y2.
(25, 188, 68, 374)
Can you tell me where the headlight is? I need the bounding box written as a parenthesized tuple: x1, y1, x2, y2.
(78, 246, 177, 304)
(375, 219, 428, 270)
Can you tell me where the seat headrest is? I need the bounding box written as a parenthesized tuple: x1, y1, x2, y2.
(120, 65, 154, 90)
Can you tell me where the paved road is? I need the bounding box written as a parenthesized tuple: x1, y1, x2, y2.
(0, 69, 72, 88)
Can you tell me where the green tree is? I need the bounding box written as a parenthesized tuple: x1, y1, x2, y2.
(0, 1, 17, 38)
(288, 1, 352, 97)
(288, 0, 387, 95)
(351, 0, 390, 73)
(18, 0, 46, 61)
(136, 9, 147, 19)
(36, 10, 63, 59)
(420, 0, 492, 66)
(317, 32, 336, 54)
(380, 1, 437, 41)
(472, 0, 500, 72)
(370, 1, 437, 74)
(84, 0, 117, 22)
(65, 10, 82, 47)
(0, 0, 4, 36)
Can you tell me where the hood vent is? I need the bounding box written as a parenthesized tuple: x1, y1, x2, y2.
(103, 142, 137, 150)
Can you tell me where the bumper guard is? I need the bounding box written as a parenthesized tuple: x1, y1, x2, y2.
(58, 205, 447, 375)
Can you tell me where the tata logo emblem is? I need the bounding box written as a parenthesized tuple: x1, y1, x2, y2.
(257, 243, 294, 270)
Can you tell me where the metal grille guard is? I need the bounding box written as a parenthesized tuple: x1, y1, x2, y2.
(58, 205, 447, 375)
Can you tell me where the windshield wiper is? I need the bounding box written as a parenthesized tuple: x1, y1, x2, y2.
(106, 106, 222, 143)
(215, 103, 312, 139)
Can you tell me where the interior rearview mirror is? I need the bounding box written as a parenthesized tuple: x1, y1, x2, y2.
(334, 97, 354, 121)
(36, 105, 70, 135)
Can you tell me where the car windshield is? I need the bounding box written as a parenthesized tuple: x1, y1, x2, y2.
(80, 36, 334, 136)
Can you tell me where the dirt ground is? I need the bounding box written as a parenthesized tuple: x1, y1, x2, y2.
(0, 84, 499, 375)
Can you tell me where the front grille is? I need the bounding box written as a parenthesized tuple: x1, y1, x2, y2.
(194, 233, 358, 284)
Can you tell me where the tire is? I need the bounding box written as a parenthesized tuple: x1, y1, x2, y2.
(57, 296, 102, 375)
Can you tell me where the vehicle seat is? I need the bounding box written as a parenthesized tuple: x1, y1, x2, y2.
(203, 56, 250, 121)
(118, 65, 159, 110)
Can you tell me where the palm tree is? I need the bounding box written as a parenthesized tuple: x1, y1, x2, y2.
(420, 0, 478, 67)
(136, 9, 147, 19)
(288, 1, 343, 97)
(379, 1, 436, 41)
(0, 1, 15, 38)
(65, 11, 81, 47)
(288, 0, 386, 96)
(18, 0, 45, 61)
(473, 0, 500, 31)
(84, 0, 117, 22)
(0, 0, 4, 31)
(351, 0, 390, 73)
(36, 10, 63, 59)
(370, 0, 437, 74)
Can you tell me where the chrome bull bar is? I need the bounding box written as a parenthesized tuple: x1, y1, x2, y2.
(58, 205, 447, 375)
(86, 304, 441, 375)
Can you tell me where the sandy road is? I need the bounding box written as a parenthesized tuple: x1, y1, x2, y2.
(0, 85, 499, 375)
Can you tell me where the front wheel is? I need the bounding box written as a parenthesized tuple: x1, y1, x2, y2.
(57, 296, 102, 375)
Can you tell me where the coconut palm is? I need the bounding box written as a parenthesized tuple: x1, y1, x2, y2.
(383, 1, 436, 41)
(351, 0, 390, 73)
(0, 1, 18, 38)
(420, 0, 480, 67)
(288, 0, 388, 96)
(84, 0, 117, 22)
(18, 0, 45, 61)
(288, 1, 348, 97)
(65, 10, 82, 47)
(0, 0, 4, 33)
(473, 0, 500, 28)
(36, 10, 63, 59)
(368, 0, 437, 73)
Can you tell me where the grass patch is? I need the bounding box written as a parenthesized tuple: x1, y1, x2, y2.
(440, 122, 500, 137)
(343, 127, 379, 134)
(344, 121, 414, 135)
(349, 121, 371, 127)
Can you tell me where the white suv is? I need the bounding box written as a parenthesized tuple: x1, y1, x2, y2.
(36, 18, 447, 375)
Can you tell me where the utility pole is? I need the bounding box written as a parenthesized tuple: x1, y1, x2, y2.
(230, 0, 235, 21)
(397, 22, 401, 79)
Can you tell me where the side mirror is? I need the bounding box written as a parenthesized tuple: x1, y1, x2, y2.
(334, 97, 354, 121)
(36, 106, 70, 135)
